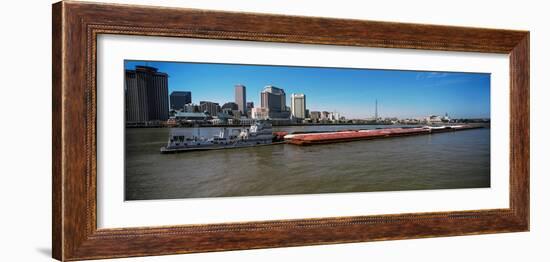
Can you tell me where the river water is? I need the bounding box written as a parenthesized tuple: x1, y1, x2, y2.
(125, 125, 490, 200)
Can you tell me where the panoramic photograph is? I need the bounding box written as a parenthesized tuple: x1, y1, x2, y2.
(124, 60, 491, 201)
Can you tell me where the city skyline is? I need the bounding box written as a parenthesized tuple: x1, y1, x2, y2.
(124, 60, 491, 119)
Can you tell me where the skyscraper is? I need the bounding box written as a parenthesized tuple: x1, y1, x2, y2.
(170, 91, 191, 110)
(260, 85, 290, 119)
(290, 93, 306, 119)
(234, 84, 247, 115)
(125, 66, 169, 123)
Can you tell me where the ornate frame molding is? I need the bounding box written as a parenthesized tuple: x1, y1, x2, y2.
(53, 1, 529, 261)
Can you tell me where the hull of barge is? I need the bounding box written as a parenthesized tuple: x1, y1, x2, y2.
(286, 125, 482, 146)
(161, 141, 286, 154)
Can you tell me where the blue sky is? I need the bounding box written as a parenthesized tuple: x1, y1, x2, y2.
(125, 60, 490, 119)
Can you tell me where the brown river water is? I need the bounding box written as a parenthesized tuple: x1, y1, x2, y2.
(125, 125, 490, 200)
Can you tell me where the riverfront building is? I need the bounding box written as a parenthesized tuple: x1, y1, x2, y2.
(260, 85, 290, 119)
(183, 103, 200, 113)
(199, 101, 221, 116)
(169, 91, 191, 110)
(246, 102, 254, 111)
(173, 112, 209, 121)
(221, 102, 240, 117)
(222, 102, 239, 111)
(329, 112, 341, 121)
(321, 111, 330, 121)
(309, 111, 321, 122)
(251, 107, 269, 120)
(125, 66, 169, 123)
(290, 93, 307, 120)
(245, 102, 255, 117)
(234, 84, 247, 115)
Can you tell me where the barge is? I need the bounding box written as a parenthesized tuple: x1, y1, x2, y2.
(285, 125, 482, 146)
(160, 122, 484, 153)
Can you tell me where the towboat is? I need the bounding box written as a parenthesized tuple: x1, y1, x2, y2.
(160, 121, 277, 153)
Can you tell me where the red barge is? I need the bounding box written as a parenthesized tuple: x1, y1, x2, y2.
(284, 125, 482, 146)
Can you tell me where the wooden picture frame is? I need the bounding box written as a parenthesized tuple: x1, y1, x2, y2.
(52, 1, 529, 261)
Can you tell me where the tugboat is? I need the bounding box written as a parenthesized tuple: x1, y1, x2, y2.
(160, 121, 277, 153)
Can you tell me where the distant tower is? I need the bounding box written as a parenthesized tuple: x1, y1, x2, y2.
(234, 84, 247, 115)
(375, 99, 378, 120)
(290, 93, 306, 119)
(261, 85, 289, 119)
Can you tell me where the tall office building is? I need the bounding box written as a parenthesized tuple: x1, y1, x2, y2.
(125, 66, 169, 122)
(170, 91, 191, 110)
(290, 93, 306, 119)
(234, 84, 247, 114)
(260, 85, 289, 119)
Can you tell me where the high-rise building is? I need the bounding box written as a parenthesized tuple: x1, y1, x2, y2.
(290, 93, 306, 119)
(125, 66, 169, 122)
(261, 86, 285, 111)
(260, 85, 290, 119)
(170, 91, 191, 110)
(234, 84, 247, 114)
(199, 101, 220, 116)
